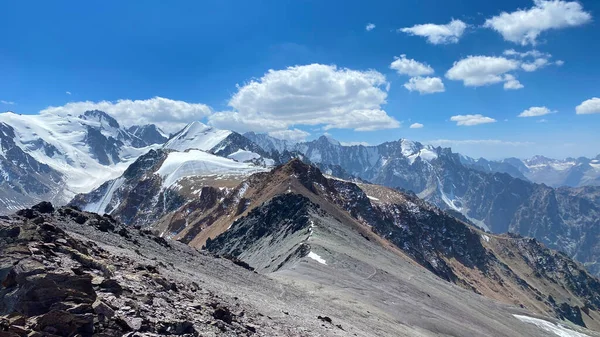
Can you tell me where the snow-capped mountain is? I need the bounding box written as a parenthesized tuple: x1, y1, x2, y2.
(165, 121, 276, 166)
(462, 154, 600, 188)
(0, 110, 163, 212)
(127, 124, 169, 145)
(243, 131, 295, 153)
(244, 134, 600, 277)
(71, 148, 267, 225)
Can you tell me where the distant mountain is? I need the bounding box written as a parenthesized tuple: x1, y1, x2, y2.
(147, 159, 600, 329)
(70, 148, 267, 225)
(243, 131, 295, 153)
(127, 124, 169, 145)
(241, 135, 600, 277)
(463, 154, 600, 188)
(459, 156, 530, 181)
(0, 110, 161, 213)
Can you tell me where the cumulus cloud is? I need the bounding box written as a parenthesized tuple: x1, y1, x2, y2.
(366, 23, 376, 31)
(450, 114, 497, 126)
(1, 100, 15, 105)
(445, 56, 519, 87)
(390, 55, 435, 77)
(576, 98, 600, 115)
(503, 49, 562, 72)
(503, 49, 551, 58)
(40, 97, 212, 133)
(503, 74, 524, 90)
(403, 77, 445, 94)
(267, 129, 310, 142)
(518, 106, 555, 117)
(398, 19, 467, 44)
(66, 91, 72, 95)
(521, 58, 550, 72)
(484, 0, 592, 46)
(209, 64, 400, 133)
(410, 122, 424, 129)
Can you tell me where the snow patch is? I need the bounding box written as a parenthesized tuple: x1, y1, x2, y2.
(164, 121, 231, 152)
(307, 251, 327, 265)
(227, 150, 261, 162)
(513, 315, 589, 337)
(481, 234, 490, 243)
(156, 150, 265, 188)
(367, 195, 380, 201)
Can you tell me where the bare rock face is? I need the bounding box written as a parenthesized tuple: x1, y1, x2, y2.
(0, 203, 265, 336)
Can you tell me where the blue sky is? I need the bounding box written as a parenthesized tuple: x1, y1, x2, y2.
(1, 0, 599, 159)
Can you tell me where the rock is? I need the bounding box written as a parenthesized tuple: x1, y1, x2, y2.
(0, 226, 20, 238)
(99, 279, 123, 295)
(8, 325, 29, 335)
(156, 321, 196, 335)
(15, 209, 35, 219)
(34, 310, 93, 337)
(212, 306, 233, 324)
(245, 323, 258, 333)
(117, 228, 129, 238)
(119, 316, 143, 331)
(31, 202, 54, 214)
(93, 299, 115, 319)
(65, 303, 93, 314)
(317, 315, 332, 324)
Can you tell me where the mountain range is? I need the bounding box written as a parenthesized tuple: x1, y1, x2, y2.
(2, 109, 600, 335)
(3, 163, 600, 336)
(2, 109, 600, 278)
(462, 155, 600, 188)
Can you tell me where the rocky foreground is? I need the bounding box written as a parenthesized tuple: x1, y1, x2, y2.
(2, 200, 600, 336)
(0, 202, 349, 336)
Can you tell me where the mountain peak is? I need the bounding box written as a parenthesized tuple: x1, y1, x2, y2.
(317, 135, 340, 146)
(164, 121, 232, 152)
(80, 110, 120, 129)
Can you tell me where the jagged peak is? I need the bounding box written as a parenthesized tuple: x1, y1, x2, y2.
(316, 135, 340, 146)
(79, 110, 120, 129)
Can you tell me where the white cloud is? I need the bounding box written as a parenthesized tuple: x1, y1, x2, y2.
(267, 129, 310, 142)
(503, 49, 550, 58)
(66, 91, 72, 95)
(398, 19, 467, 44)
(576, 98, 600, 115)
(521, 58, 550, 72)
(503, 74, 524, 90)
(40, 97, 212, 133)
(445, 56, 519, 87)
(403, 77, 445, 94)
(450, 114, 497, 126)
(209, 64, 400, 133)
(1, 100, 15, 105)
(518, 106, 555, 117)
(503, 49, 561, 72)
(366, 23, 376, 31)
(340, 141, 370, 146)
(537, 118, 548, 123)
(410, 122, 424, 129)
(390, 55, 435, 77)
(484, 0, 592, 46)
